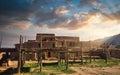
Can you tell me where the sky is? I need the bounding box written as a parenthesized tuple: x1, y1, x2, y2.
(0, 0, 120, 48)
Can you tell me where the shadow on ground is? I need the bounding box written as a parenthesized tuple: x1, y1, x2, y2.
(0, 67, 30, 75)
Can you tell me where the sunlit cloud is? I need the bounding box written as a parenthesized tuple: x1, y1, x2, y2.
(55, 6, 69, 16)
(101, 11, 120, 22)
(7, 21, 31, 30)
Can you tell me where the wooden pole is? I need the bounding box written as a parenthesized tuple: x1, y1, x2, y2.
(89, 40, 92, 63)
(39, 36, 42, 72)
(93, 49, 96, 61)
(37, 50, 39, 66)
(0, 36, 2, 48)
(21, 51, 25, 67)
(21, 36, 24, 68)
(64, 40, 68, 70)
(81, 42, 83, 64)
(23, 51, 25, 64)
(73, 53, 75, 63)
(103, 43, 108, 64)
(90, 50, 92, 63)
(65, 50, 68, 70)
(39, 52, 42, 72)
(58, 52, 60, 66)
(105, 44, 109, 64)
(18, 35, 23, 75)
(85, 52, 88, 63)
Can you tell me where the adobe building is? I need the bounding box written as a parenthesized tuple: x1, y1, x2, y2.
(15, 33, 115, 60)
(15, 33, 80, 60)
(0, 33, 118, 63)
(79, 41, 102, 52)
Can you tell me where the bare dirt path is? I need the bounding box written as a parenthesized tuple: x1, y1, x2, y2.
(69, 64, 120, 75)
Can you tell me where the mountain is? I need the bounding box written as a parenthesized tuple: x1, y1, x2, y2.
(94, 34, 120, 46)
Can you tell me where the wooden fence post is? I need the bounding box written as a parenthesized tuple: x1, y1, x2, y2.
(81, 42, 83, 64)
(39, 51, 42, 72)
(93, 49, 95, 61)
(90, 50, 92, 63)
(103, 43, 109, 64)
(105, 47, 109, 64)
(58, 52, 60, 66)
(18, 35, 23, 75)
(39, 36, 42, 72)
(89, 40, 92, 63)
(65, 50, 68, 70)
(0, 36, 2, 48)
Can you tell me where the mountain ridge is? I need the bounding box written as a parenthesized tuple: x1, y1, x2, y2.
(94, 33, 120, 46)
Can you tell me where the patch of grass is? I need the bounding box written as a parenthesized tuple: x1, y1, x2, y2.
(87, 58, 120, 67)
(31, 72, 47, 75)
(43, 62, 58, 66)
(49, 73, 56, 75)
(21, 67, 30, 73)
(62, 69, 76, 74)
(24, 63, 38, 68)
(44, 62, 75, 74)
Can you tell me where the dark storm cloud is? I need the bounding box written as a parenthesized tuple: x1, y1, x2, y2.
(0, 0, 33, 29)
(79, 0, 100, 7)
(0, 0, 73, 30)
(0, 0, 120, 30)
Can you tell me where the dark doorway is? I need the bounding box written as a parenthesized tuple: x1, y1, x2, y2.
(48, 52, 51, 57)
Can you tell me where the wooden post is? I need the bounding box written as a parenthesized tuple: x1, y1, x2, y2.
(37, 51, 40, 66)
(21, 51, 23, 68)
(89, 40, 92, 63)
(85, 52, 88, 63)
(103, 43, 109, 64)
(39, 52, 42, 72)
(58, 52, 60, 66)
(23, 51, 25, 64)
(81, 42, 83, 64)
(39, 36, 42, 72)
(90, 50, 92, 63)
(93, 50, 96, 61)
(105, 45, 109, 64)
(18, 35, 23, 75)
(73, 53, 75, 63)
(0, 36, 2, 48)
(64, 40, 68, 70)
(21, 50, 25, 67)
(65, 50, 68, 70)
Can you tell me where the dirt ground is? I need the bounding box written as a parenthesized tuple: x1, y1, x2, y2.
(59, 64, 120, 75)
(1, 61, 120, 75)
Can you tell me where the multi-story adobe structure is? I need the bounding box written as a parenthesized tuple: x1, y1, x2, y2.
(15, 33, 80, 60)
(16, 33, 115, 60)
(1, 33, 117, 62)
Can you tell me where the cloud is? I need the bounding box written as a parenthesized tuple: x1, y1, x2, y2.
(0, 0, 120, 31)
(0, 0, 34, 30)
(0, 0, 102, 30)
(101, 11, 120, 22)
(0, 31, 19, 47)
(46, 12, 92, 30)
(0, 15, 31, 30)
(0, 0, 76, 30)
(115, 4, 120, 9)
(79, 0, 99, 7)
(54, 6, 69, 16)
(8, 21, 31, 30)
